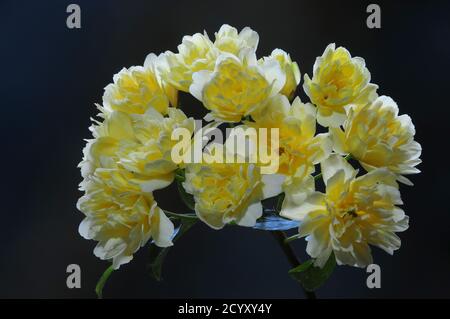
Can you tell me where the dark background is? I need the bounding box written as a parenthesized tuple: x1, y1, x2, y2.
(1, 0, 449, 298)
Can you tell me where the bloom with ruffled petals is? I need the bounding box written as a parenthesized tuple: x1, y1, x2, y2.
(213, 24, 259, 55)
(330, 96, 422, 185)
(77, 107, 193, 268)
(77, 174, 174, 269)
(249, 94, 331, 178)
(80, 107, 195, 192)
(183, 143, 285, 229)
(281, 155, 409, 268)
(103, 53, 177, 115)
(161, 32, 218, 92)
(303, 43, 378, 127)
(260, 49, 300, 99)
(190, 51, 285, 122)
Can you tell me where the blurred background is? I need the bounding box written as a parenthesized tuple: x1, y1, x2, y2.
(1, 0, 449, 298)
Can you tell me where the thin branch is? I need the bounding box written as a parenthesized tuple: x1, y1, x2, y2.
(271, 230, 316, 299)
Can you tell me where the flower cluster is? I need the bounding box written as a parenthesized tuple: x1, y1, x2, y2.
(78, 57, 194, 269)
(78, 24, 421, 277)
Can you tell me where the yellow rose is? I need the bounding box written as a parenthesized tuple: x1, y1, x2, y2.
(281, 155, 409, 268)
(249, 94, 331, 178)
(190, 51, 286, 122)
(213, 24, 259, 55)
(303, 43, 378, 127)
(77, 107, 194, 268)
(77, 174, 174, 269)
(183, 143, 285, 229)
(78, 105, 132, 180)
(161, 32, 218, 92)
(330, 96, 422, 185)
(260, 49, 300, 99)
(103, 53, 177, 115)
(80, 107, 195, 192)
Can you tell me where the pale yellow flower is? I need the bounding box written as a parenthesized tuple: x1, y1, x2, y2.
(80, 107, 195, 192)
(330, 96, 422, 185)
(260, 49, 300, 99)
(103, 53, 177, 115)
(248, 94, 331, 178)
(77, 173, 174, 269)
(77, 107, 194, 268)
(213, 24, 259, 55)
(190, 51, 285, 122)
(183, 143, 285, 229)
(303, 43, 378, 127)
(161, 32, 218, 92)
(281, 155, 409, 268)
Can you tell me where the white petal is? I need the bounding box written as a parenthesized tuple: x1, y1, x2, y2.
(189, 70, 213, 101)
(329, 127, 347, 155)
(112, 254, 133, 270)
(215, 52, 241, 67)
(377, 95, 399, 116)
(317, 108, 347, 127)
(237, 201, 263, 227)
(306, 222, 331, 259)
(152, 208, 175, 248)
(143, 53, 158, 68)
(94, 238, 127, 260)
(144, 106, 165, 121)
(261, 174, 285, 199)
(239, 47, 258, 66)
(313, 43, 335, 73)
(313, 246, 333, 268)
(320, 154, 356, 186)
(259, 57, 286, 96)
(281, 192, 326, 221)
(140, 174, 174, 192)
(78, 217, 94, 239)
(239, 26, 259, 50)
(397, 174, 414, 186)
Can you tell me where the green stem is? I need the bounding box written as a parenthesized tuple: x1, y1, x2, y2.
(284, 233, 301, 243)
(176, 179, 196, 211)
(344, 153, 353, 161)
(164, 210, 198, 220)
(95, 265, 115, 299)
(271, 230, 317, 299)
(175, 168, 186, 182)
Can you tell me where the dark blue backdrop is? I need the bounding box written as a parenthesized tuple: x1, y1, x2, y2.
(1, 0, 449, 298)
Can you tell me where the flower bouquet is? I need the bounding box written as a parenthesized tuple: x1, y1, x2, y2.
(77, 24, 421, 298)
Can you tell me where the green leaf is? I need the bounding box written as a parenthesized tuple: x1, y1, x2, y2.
(95, 264, 115, 299)
(175, 168, 186, 182)
(176, 179, 195, 211)
(148, 218, 197, 281)
(289, 254, 336, 291)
